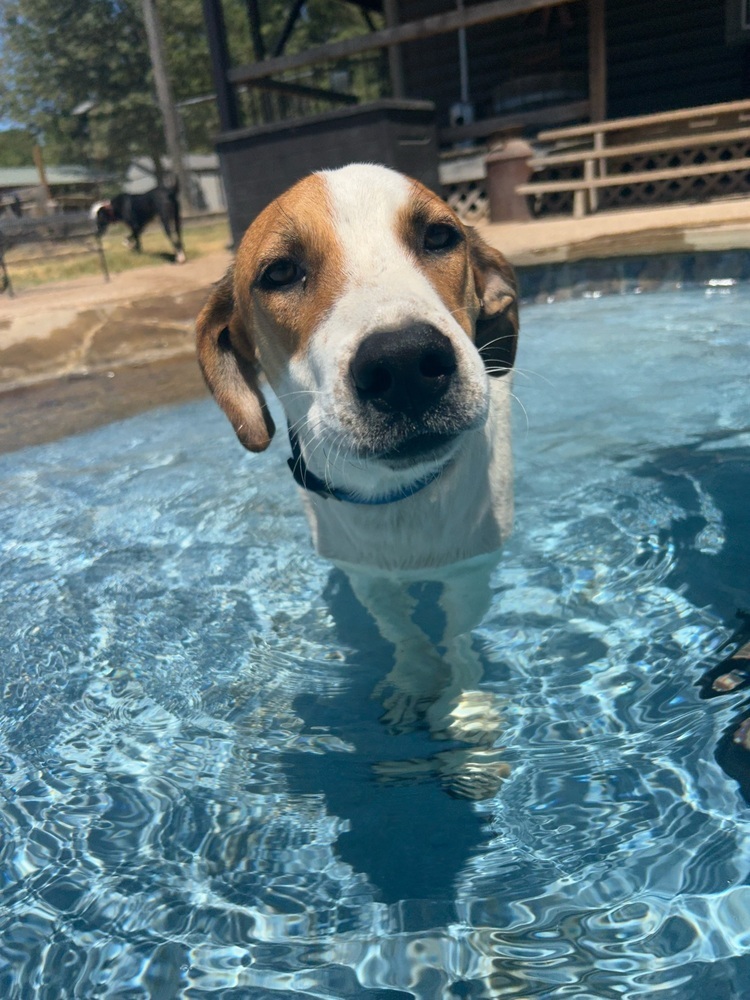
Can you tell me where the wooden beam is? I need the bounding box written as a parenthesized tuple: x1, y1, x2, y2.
(588, 0, 606, 123)
(228, 0, 580, 85)
(202, 0, 240, 131)
(538, 98, 750, 141)
(384, 0, 405, 99)
(273, 0, 306, 58)
(178, 79, 358, 107)
(517, 155, 750, 194)
(254, 78, 358, 104)
(528, 126, 750, 167)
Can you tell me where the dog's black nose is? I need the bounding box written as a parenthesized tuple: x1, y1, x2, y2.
(350, 325, 457, 415)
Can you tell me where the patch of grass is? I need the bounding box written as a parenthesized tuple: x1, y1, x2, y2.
(4, 216, 231, 292)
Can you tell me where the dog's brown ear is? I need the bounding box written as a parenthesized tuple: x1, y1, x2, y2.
(196, 266, 275, 452)
(467, 229, 519, 377)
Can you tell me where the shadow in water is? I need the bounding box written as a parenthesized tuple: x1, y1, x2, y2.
(284, 568, 507, 908)
(633, 430, 750, 803)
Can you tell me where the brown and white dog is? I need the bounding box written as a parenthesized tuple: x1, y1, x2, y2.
(197, 163, 518, 574)
(197, 164, 518, 783)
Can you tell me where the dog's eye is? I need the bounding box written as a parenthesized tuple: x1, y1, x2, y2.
(423, 222, 461, 253)
(259, 258, 304, 290)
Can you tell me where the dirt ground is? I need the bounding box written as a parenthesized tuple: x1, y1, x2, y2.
(3, 195, 750, 455)
(0, 248, 231, 453)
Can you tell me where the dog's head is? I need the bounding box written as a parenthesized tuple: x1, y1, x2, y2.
(197, 164, 518, 500)
(90, 200, 115, 236)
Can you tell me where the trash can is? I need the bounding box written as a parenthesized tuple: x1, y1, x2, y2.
(485, 138, 533, 222)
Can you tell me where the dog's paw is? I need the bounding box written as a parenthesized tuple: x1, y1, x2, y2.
(428, 688, 504, 745)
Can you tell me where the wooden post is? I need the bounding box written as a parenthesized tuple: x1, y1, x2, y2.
(33, 145, 52, 207)
(203, 0, 240, 131)
(384, 0, 405, 98)
(246, 0, 274, 122)
(273, 0, 306, 57)
(587, 0, 606, 213)
(588, 0, 607, 123)
(142, 0, 193, 207)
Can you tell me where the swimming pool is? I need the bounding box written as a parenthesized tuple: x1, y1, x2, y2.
(1, 286, 749, 998)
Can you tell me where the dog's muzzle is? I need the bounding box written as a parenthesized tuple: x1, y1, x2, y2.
(349, 323, 469, 459)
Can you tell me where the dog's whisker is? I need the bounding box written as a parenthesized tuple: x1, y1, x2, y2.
(286, 413, 313, 438)
(324, 434, 342, 484)
(274, 388, 325, 402)
(329, 432, 355, 481)
(486, 365, 551, 387)
(509, 391, 530, 433)
(477, 333, 517, 352)
(304, 432, 337, 482)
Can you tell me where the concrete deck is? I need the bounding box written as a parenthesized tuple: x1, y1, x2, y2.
(2, 197, 750, 452)
(480, 196, 750, 266)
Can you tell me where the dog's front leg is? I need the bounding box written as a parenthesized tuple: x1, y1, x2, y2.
(424, 555, 504, 745)
(347, 558, 510, 799)
(345, 571, 449, 731)
(345, 557, 505, 743)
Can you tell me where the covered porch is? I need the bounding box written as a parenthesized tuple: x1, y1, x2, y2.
(201, 0, 750, 228)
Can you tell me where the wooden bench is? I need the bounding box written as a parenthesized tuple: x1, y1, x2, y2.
(0, 211, 110, 297)
(516, 98, 750, 217)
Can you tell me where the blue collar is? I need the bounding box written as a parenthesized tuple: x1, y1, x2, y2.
(287, 427, 444, 506)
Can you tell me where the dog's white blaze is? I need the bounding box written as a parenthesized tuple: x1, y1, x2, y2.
(319, 164, 459, 335)
(282, 164, 489, 495)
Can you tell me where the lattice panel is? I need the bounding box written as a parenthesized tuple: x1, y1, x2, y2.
(598, 139, 750, 210)
(525, 165, 577, 217)
(531, 139, 750, 216)
(443, 181, 489, 223)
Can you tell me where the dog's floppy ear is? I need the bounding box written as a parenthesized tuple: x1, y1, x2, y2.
(467, 229, 519, 377)
(196, 266, 275, 452)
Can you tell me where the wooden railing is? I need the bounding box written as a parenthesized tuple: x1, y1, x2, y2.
(517, 98, 750, 217)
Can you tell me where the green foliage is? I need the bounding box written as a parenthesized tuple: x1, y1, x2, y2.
(0, 127, 36, 167)
(0, 0, 162, 172)
(0, 0, 385, 173)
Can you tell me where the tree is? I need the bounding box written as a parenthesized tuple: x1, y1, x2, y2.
(0, 127, 36, 167)
(0, 1, 382, 174)
(0, 0, 214, 174)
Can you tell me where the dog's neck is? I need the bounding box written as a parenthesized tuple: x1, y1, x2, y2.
(296, 380, 514, 573)
(287, 426, 447, 506)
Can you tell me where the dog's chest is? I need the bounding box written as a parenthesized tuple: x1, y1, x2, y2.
(303, 382, 514, 571)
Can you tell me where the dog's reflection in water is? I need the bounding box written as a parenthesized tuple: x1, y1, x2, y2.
(328, 554, 510, 803)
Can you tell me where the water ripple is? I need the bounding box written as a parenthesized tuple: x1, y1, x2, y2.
(1, 287, 750, 997)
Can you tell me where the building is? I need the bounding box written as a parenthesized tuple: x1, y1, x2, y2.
(202, 0, 750, 228)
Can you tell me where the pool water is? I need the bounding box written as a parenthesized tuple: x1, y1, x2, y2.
(1, 287, 750, 998)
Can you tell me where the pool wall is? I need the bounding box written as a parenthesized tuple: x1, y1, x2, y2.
(517, 248, 750, 301)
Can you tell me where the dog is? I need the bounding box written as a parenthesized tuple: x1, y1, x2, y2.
(197, 163, 519, 796)
(91, 183, 186, 263)
(196, 162, 518, 572)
